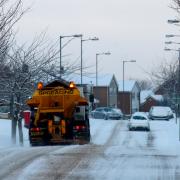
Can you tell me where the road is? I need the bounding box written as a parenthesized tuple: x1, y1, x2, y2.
(0, 119, 180, 180)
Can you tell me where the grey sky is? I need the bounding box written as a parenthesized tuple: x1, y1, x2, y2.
(16, 0, 176, 83)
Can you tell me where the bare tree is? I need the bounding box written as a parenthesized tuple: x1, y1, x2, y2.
(0, 0, 29, 145)
(151, 59, 178, 88)
(0, 0, 94, 145)
(0, 32, 59, 145)
(170, 0, 180, 13)
(0, 0, 27, 61)
(150, 58, 178, 108)
(136, 79, 153, 91)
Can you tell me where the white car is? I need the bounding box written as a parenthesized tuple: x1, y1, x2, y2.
(90, 107, 123, 120)
(128, 112, 150, 131)
(149, 106, 174, 121)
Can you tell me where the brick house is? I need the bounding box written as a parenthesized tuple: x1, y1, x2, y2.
(117, 80, 140, 115)
(140, 90, 164, 112)
(93, 74, 118, 108)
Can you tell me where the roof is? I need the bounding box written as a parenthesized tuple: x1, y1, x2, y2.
(70, 74, 117, 87)
(45, 79, 69, 88)
(150, 95, 164, 102)
(118, 80, 136, 92)
(140, 90, 154, 104)
(140, 90, 164, 105)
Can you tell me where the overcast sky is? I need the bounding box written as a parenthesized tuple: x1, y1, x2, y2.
(16, 0, 178, 83)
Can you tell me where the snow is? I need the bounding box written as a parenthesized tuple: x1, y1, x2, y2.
(140, 90, 153, 104)
(140, 90, 164, 104)
(150, 106, 173, 117)
(151, 94, 164, 102)
(0, 119, 29, 147)
(90, 119, 118, 145)
(118, 80, 136, 92)
(0, 117, 180, 152)
(18, 157, 46, 180)
(1, 117, 180, 179)
(150, 119, 180, 155)
(70, 73, 114, 86)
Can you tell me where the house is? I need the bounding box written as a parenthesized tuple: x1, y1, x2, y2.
(70, 74, 118, 108)
(93, 74, 118, 108)
(140, 90, 164, 112)
(117, 80, 140, 115)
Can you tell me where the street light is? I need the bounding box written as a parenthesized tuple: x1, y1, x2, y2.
(96, 52, 111, 86)
(122, 60, 136, 92)
(167, 19, 180, 24)
(80, 37, 99, 85)
(122, 60, 136, 115)
(59, 34, 82, 79)
(165, 34, 180, 38)
(165, 41, 180, 45)
(164, 47, 180, 140)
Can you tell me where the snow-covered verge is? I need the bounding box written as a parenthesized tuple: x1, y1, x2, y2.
(0, 118, 180, 179)
(0, 118, 180, 151)
(150, 119, 180, 155)
(0, 119, 29, 147)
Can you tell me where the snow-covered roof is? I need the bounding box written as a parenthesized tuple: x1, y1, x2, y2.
(69, 74, 117, 87)
(140, 90, 154, 104)
(95, 74, 113, 86)
(140, 90, 163, 104)
(150, 95, 164, 102)
(118, 80, 136, 92)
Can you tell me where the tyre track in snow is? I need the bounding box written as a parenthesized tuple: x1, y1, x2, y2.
(1, 120, 179, 179)
(17, 144, 104, 180)
(60, 121, 130, 180)
(104, 120, 124, 147)
(41, 120, 126, 180)
(0, 146, 62, 180)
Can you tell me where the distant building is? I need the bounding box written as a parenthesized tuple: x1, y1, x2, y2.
(118, 80, 140, 115)
(93, 74, 118, 108)
(140, 90, 164, 112)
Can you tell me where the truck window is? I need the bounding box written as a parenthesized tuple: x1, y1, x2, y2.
(74, 106, 85, 121)
(75, 107, 80, 113)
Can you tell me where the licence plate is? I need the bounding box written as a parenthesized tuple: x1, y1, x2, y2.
(31, 132, 44, 136)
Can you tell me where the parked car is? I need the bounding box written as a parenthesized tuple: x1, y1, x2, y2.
(90, 107, 123, 120)
(107, 108, 123, 120)
(149, 106, 174, 121)
(128, 112, 150, 131)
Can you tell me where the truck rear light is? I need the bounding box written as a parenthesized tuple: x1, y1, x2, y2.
(75, 125, 86, 130)
(31, 127, 40, 131)
(75, 126, 80, 130)
(81, 125, 86, 129)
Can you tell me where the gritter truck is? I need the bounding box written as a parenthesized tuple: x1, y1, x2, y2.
(26, 79, 91, 146)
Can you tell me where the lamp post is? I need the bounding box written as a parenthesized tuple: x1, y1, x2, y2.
(164, 47, 180, 102)
(165, 47, 180, 140)
(122, 60, 136, 114)
(167, 19, 180, 24)
(166, 19, 180, 140)
(165, 41, 180, 45)
(59, 34, 82, 79)
(80, 37, 99, 85)
(165, 34, 180, 38)
(122, 60, 136, 92)
(95, 52, 111, 86)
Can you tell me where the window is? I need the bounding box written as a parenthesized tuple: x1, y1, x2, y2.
(133, 116, 147, 120)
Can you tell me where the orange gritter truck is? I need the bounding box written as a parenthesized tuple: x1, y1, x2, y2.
(26, 79, 91, 146)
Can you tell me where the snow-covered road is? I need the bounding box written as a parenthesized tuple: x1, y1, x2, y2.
(0, 119, 180, 180)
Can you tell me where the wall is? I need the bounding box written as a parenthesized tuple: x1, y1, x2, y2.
(131, 85, 140, 113)
(117, 92, 131, 114)
(140, 97, 157, 112)
(109, 78, 118, 107)
(93, 86, 108, 107)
